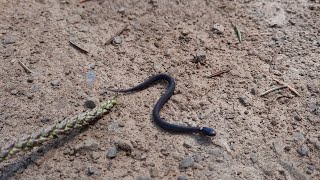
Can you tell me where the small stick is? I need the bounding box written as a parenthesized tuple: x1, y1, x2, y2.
(232, 24, 242, 43)
(207, 68, 231, 78)
(106, 24, 128, 45)
(259, 85, 286, 96)
(79, 0, 92, 3)
(69, 40, 89, 54)
(18, 60, 34, 74)
(273, 78, 301, 97)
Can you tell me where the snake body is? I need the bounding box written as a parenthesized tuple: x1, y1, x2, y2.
(110, 74, 216, 136)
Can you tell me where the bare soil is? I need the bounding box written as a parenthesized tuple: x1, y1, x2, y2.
(0, 0, 319, 179)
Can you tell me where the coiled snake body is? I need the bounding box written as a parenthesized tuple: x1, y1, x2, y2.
(110, 74, 216, 136)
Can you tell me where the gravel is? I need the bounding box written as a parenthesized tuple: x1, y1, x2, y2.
(212, 23, 225, 34)
(2, 34, 16, 44)
(51, 79, 60, 86)
(296, 144, 310, 156)
(106, 146, 118, 159)
(112, 36, 122, 45)
(192, 50, 206, 64)
(179, 157, 194, 168)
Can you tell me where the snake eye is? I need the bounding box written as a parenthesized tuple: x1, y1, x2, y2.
(201, 127, 216, 136)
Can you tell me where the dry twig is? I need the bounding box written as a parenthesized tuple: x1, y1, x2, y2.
(273, 78, 301, 97)
(259, 85, 286, 96)
(18, 60, 34, 74)
(69, 40, 89, 54)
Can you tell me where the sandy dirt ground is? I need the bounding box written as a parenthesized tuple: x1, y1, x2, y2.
(0, 0, 319, 179)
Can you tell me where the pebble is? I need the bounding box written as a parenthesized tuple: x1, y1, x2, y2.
(74, 138, 99, 152)
(181, 29, 191, 36)
(137, 175, 151, 180)
(10, 89, 18, 95)
(177, 175, 188, 180)
(51, 79, 60, 86)
(118, 121, 125, 127)
(86, 70, 96, 86)
(106, 146, 117, 159)
(306, 165, 315, 174)
(250, 154, 258, 163)
(183, 140, 193, 148)
(293, 132, 304, 142)
(118, 7, 126, 14)
(212, 23, 225, 34)
(86, 166, 95, 176)
(239, 94, 251, 107)
(296, 144, 310, 156)
(179, 157, 194, 168)
(149, 167, 160, 178)
(272, 141, 283, 155)
(84, 99, 96, 109)
(112, 36, 122, 45)
(192, 50, 206, 63)
(27, 78, 34, 83)
(2, 34, 16, 44)
(116, 139, 133, 152)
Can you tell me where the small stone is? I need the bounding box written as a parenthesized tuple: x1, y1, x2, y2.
(164, 49, 171, 57)
(284, 146, 291, 152)
(2, 34, 16, 44)
(239, 94, 251, 107)
(177, 176, 188, 180)
(31, 84, 39, 92)
(306, 165, 315, 174)
(116, 140, 133, 152)
(179, 157, 194, 168)
(272, 141, 283, 155)
(183, 140, 193, 148)
(118, 7, 126, 14)
(74, 138, 99, 152)
(118, 121, 125, 127)
(86, 70, 96, 86)
(250, 154, 258, 163)
(10, 89, 18, 95)
(293, 132, 304, 142)
(293, 114, 302, 121)
(26, 93, 34, 99)
(51, 79, 60, 86)
(106, 146, 117, 159)
(192, 50, 206, 63)
(297, 144, 310, 156)
(84, 99, 96, 109)
(149, 167, 160, 178)
(86, 166, 95, 176)
(212, 23, 225, 34)
(27, 78, 34, 83)
(137, 175, 151, 180)
(270, 120, 277, 126)
(181, 29, 191, 36)
(112, 36, 122, 45)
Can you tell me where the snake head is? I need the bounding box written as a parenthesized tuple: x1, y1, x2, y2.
(200, 127, 216, 136)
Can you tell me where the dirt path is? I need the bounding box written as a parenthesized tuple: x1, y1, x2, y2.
(0, 0, 319, 179)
